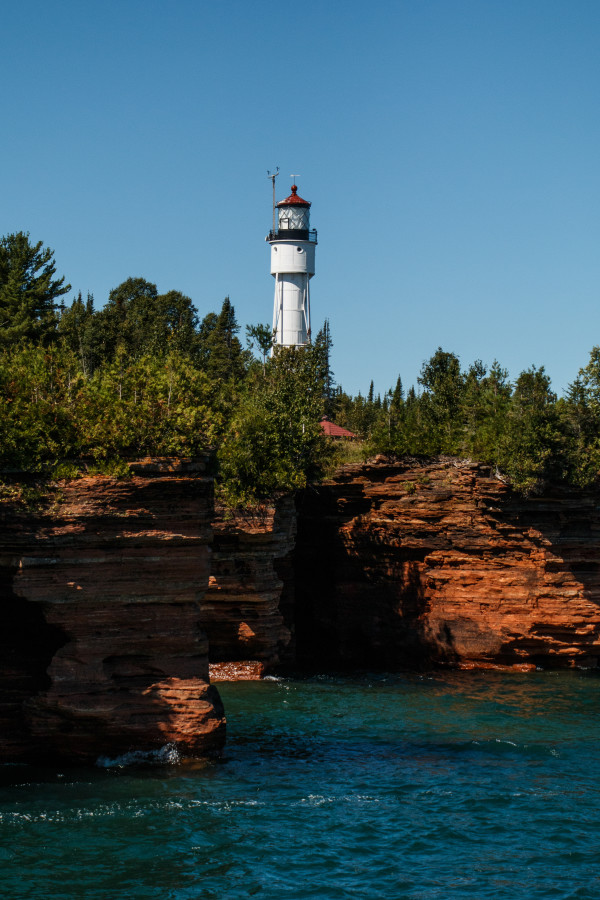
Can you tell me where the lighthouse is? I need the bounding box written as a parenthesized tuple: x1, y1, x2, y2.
(267, 183, 317, 347)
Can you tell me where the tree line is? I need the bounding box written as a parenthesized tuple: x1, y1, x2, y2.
(0, 232, 331, 504)
(1, 230, 600, 500)
(333, 347, 600, 492)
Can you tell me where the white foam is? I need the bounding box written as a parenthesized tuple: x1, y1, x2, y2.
(96, 743, 180, 768)
(298, 793, 380, 807)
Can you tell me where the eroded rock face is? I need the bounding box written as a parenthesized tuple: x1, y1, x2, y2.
(295, 458, 600, 670)
(0, 460, 225, 764)
(203, 497, 296, 670)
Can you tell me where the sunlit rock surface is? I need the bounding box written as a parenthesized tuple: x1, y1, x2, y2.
(295, 457, 600, 670)
(3, 453, 599, 761)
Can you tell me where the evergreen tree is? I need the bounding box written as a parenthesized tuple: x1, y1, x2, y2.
(332, 387, 359, 432)
(462, 360, 512, 463)
(562, 348, 600, 484)
(198, 297, 248, 383)
(58, 292, 97, 374)
(313, 319, 335, 416)
(0, 232, 71, 347)
(395, 385, 423, 454)
(391, 375, 404, 409)
(498, 365, 564, 491)
(417, 348, 465, 453)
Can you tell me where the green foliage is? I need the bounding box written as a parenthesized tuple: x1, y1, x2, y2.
(0, 232, 70, 347)
(416, 348, 465, 454)
(79, 351, 218, 459)
(560, 347, 600, 485)
(246, 322, 273, 370)
(198, 297, 248, 384)
(58, 291, 97, 374)
(495, 366, 565, 492)
(87, 278, 201, 366)
(461, 361, 512, 464)
(6, 229, 600, 501)
(357, 349, 589, 493)
(323, 438, 367, 476)
(313, 319, 335, 416)
(217, 345, 330, 505)
(0, 344, 218, 470)
(391, 375, 404, 409)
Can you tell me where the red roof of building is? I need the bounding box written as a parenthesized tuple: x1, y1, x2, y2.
(276, 185, 311, 208)
(320, 417, 356, 439)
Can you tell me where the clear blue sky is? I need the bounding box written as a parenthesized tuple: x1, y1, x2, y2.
(2, 0, 599, 398)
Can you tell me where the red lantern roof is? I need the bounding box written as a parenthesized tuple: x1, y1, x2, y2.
(276, 185, 311, 208)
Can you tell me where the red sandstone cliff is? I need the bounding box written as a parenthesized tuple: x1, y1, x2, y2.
(3, 454, 599, 759)
(0, 459, 225, 764)
(204, 497, 296, 678)
(295, 457, 600, 670)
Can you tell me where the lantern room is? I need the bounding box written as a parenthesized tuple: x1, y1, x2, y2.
(276, 185, 311, 236)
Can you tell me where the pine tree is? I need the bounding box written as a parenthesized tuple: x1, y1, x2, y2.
(313, 319, 335, 416)
(58, 291, 96, 374)
(198, 298, 248, 383)
(0, 232, 71, 347)
(417, 348, 465, 454)
(391, 375, 404, 409)
(561, 348, 600, 484)
(498, 366, 564, 491)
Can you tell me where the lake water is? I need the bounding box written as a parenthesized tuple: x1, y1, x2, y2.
(1, 670, 600, 899)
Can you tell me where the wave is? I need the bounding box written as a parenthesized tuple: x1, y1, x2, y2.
(95, 743, 180, 768)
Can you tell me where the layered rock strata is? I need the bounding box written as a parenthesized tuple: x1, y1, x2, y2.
(203, 497, 296, 673)
(0, 460, 225, 764)
(295, 458, 600, 669)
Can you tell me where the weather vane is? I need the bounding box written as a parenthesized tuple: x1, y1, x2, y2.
(267, 167, 279, 234)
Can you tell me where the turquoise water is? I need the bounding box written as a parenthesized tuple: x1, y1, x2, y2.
(1, 671, 600, 899)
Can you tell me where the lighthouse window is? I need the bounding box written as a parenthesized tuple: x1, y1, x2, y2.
(297, 247, 303, 252)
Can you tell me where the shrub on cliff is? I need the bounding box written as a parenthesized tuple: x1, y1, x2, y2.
(494, 366, 568, 492)
(217, 345, 330, 505)
(0, 345, 219, 470)
(362, 352, 574, 493)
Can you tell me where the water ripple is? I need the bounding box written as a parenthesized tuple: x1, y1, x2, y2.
(2, 670, 600, 899)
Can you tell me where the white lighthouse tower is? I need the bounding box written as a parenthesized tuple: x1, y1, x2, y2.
(267, 182, 317, 347)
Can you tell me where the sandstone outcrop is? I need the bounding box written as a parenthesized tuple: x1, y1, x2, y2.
(203, 496, 296, 673)
(3, 452, 599, 763)
(0, 459, 225, 764)
(295, 457, 600, 669)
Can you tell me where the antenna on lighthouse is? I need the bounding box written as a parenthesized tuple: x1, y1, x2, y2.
(267, 167, 279, 234)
